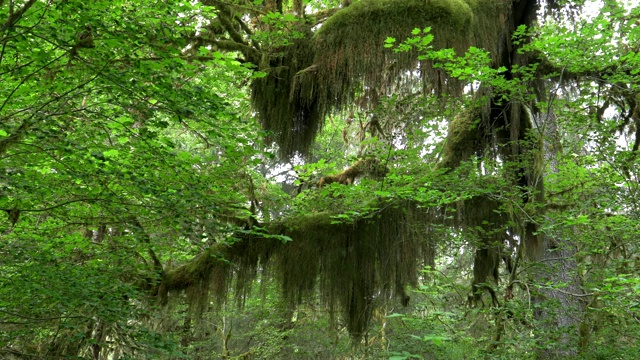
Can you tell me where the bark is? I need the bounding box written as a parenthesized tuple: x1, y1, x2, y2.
(531, 110, 587, 358)
(534, 239, 585, 357)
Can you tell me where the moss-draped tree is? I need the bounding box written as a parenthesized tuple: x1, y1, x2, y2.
(158, 0, 588, 355)
(3, 0, 640, 357)
(99, 0, 630, 355)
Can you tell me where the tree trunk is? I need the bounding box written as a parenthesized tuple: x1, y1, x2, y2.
(494, 2, 586, 356)
(531, 107, 586, 358)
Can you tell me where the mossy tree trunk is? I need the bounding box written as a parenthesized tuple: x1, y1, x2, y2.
(484, 0, 586, 356)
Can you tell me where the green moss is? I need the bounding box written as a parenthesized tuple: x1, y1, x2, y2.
(457, 195, 506, 305)
(318, 0, 474, 38)
(310, 0, 476, 114)
(252, 0, 509, 157)
(251, 25, 320, 157)
(283, 211, 337, 230)
(438, 107, 484, 170)
(160, 201, 435, 339)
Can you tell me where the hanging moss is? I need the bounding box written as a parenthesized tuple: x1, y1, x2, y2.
(250, 25, 320, 157)
(159, 201, 435, 339)
(436, 111, 511, 304)
(467, 0, 509, 63)
(252, 0, 509, 157)
(457, 195, 507, 306)
(159, 246, 233, 312)
(278, 203, 432, 337)
(311, 0, 473, 114)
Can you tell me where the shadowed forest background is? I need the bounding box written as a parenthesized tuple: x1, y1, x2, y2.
(1, 0, 640, 359)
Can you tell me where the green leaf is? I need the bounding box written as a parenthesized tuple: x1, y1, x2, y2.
(103, 149, 120, 158)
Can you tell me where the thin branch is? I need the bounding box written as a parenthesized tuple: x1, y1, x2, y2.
(129, 217, 164, 279)
(0, 309, 87, 323)
(0, 59, 35, 77)
(216, 6, 248, 46)
(0, 0, 37, 35)
(0, 198, 101, 212)
(0, 69, 103, 157)
(543, 288, 595, 298)
(0, 52, 67, 113)
(0, 349, 41, 359)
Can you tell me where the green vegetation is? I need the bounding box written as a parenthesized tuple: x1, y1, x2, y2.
(2, 0, 640, 359)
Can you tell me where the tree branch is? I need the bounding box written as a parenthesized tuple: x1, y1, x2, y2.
(0, 309, 87, 323)
(0, 198, 101, 213)
(213, 39, 259, 60)
(216, 6, 248, 47)
(0, 0, 37, 35)
(129, 217, 165, 290)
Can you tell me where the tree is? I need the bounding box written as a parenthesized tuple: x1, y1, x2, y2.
(2, 0, 640, 358)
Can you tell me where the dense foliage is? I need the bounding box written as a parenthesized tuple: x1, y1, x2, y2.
(1, 0, 640, 359)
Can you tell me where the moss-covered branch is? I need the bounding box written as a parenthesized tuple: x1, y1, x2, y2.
(437, 107, 484, 171)
(212, 39, 260, 61)
(308, 7, 341, 25)
(317, 158, 388, 187)
(253, 0, 510, 156)
(157, 201, 434, 338)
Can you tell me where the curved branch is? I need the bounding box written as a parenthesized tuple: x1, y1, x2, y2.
(235, 14, 262, 51)
(0, 309, 87, 323)
(203, 8, 260, 62)
(215, 4, 250, 46)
